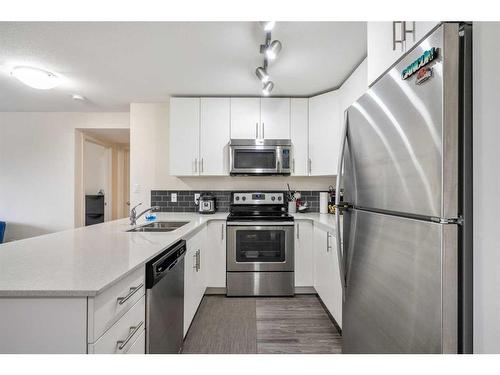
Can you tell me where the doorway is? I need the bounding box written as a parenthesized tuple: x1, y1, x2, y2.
(75, 128, 130, 227)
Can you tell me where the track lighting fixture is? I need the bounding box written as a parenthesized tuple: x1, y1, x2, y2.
(254, 22, 282, 96)
(255, 67, 270, 83)
(265, 40, 282, 60)
(262, 81, 274, 96)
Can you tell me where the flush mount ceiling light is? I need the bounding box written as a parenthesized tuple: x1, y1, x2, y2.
(254, 22, 283, 96)
(72, 94, 86, 101)
(255, 67, 270, 83)
(265, 40, 282, 60)
(262, 81, 274, 96)
(10, 66, 60, 90)
(260, 21, 276, 32)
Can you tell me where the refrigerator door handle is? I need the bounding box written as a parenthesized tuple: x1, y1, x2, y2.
(335, 110, 348, 299)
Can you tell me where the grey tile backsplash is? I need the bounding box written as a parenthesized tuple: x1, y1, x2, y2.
(151, 190, 324, 213)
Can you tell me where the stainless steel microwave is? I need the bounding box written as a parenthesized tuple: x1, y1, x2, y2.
(229, 139, 292, 175)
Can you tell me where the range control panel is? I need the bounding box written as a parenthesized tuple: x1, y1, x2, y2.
(232, 192, 284, 205)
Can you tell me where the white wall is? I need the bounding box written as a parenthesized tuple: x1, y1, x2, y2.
(0, 112, 129, 241)
(129, 102, 336, 208)
(473, 22, 500, 353)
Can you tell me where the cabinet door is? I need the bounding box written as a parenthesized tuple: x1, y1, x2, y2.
(200, 98, 230, 175)
(230, 98, 261, 139)
(125, 329, 145, 354)
(295, 220, 313, 286)
(308, 90, 340, 176)
(313, 225, 327, 296)
(367, 22, 406, 86)
(313, 226, 342, 328)
(325, 232, 343, 328)
(184, 244, 197, 337)
(405, 21, 440, 51)
(205, 221, 226, 288)
(260, 98, 290, 139)
(169, 98, 200, 176)
(290, 98, 309, 176)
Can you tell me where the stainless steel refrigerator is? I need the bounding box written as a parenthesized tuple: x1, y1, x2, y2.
(335, 23, 473, 354)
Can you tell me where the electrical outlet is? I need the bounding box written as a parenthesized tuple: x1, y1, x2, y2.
(171, 193, 177, 203)
(194, 193, 200, 205)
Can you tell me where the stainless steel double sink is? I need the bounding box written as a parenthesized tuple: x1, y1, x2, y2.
(127, 221, 189, 232)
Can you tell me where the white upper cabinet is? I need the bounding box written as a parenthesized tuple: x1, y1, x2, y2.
(290, 98, 309, 176)
(200, 98, 230, 175)
(230, 98, 261, 139)
(169, 98, 200, 176)
(339, 59, 367, 113)
(367, 21, 440, 86)
(406, 21, 440, 51)
(260, 98, 290, 139)
(308, 90, 340, 176)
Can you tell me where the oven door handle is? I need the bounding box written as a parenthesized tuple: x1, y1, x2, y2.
(226, 221, 295, 226)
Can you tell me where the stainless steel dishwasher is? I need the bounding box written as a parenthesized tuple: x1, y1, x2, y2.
(146, 239, 186, 354)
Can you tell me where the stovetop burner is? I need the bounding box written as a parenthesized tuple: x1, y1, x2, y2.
(227, 192, 294, 222)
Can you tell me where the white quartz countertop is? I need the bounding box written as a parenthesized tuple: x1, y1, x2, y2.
(0, 213, 227, 297)
(0, 211, 339, 297)
(292, 213, 339, 232)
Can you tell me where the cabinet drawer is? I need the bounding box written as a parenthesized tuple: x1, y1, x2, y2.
(88, 295, 145, 354)
(88, 267, 145, 342)
(126, 328, 145, 354)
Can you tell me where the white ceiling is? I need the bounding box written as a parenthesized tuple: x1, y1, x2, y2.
(0, 22, 366, 112)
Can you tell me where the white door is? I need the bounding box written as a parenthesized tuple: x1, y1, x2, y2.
(200, 98, 230, 175)
(205, 221, 226, 288)
(367, 22, 407, 86)
(290, 98, 309, 176)
(308, 90, 340, 176)
(230, 98, 261, 139)
(294, 220, 313, 286)
(260, 98, 290, 139)
(169, 98, 200, 176)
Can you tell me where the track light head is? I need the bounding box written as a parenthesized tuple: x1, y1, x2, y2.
(255, 67, 270, 83)
(262, 81, 274, 96)
(265, 40, 282, 60)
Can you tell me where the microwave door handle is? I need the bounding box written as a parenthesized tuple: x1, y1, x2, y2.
(255, 123, 258, 139)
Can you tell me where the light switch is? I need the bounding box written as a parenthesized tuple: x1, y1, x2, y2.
(132, 184, 140, 193)
(171, 193, 177, 203)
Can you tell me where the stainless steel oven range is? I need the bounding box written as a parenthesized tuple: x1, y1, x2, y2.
(226, 192, 294, 296)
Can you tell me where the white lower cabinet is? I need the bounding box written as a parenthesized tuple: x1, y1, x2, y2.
(313, 225, 342, 328)
(184, 227, 207, 337)
(206, 221, 226, 288)
(294, 220, 314, 287)
(88, 295, 146, 354)
(126, 329, 146, 354)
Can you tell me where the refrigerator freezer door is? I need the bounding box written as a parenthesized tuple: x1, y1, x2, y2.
(342, 209, 458, 353)
(344, 24, 459, 219)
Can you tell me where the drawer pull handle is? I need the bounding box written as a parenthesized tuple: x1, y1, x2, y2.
(117, 283, 144, 305)
(117, 321, 144, 350)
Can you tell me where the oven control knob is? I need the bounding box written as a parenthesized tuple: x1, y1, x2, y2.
(271, 196, 276, 201)
(278, 196, 282, 201)
(235, 196, 240, 201)
(242, 196, 246, 201)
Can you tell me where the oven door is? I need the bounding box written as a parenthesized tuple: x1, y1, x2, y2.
(226, 222, 294, 272)
(230, 146, 278, 174)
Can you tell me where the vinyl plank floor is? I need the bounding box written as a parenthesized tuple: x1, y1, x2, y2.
(182, 296, 257, 354)
(182, 294, 342, 354)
